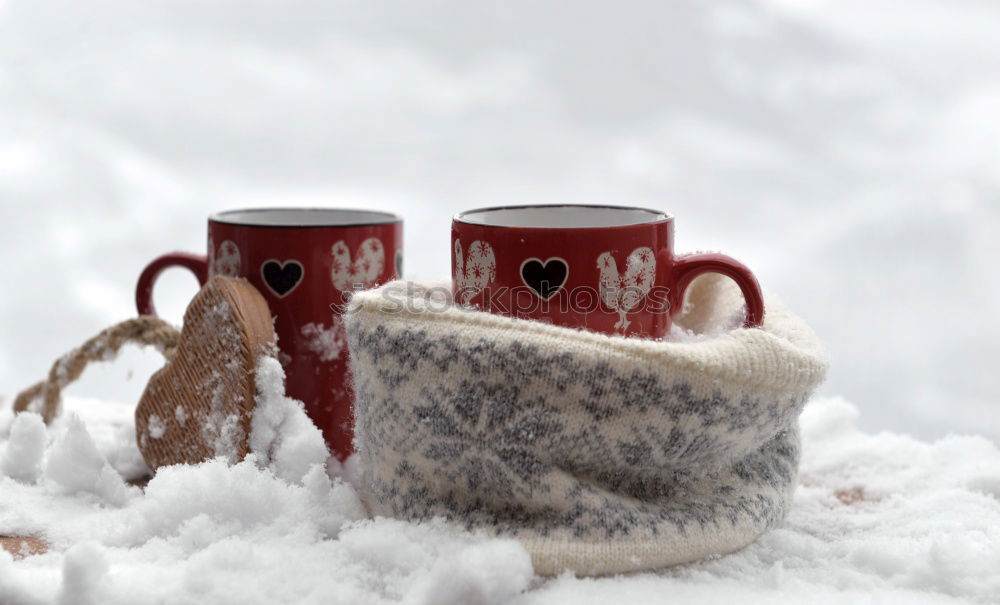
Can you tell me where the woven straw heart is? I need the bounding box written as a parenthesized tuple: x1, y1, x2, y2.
(135, 276, 275, 470)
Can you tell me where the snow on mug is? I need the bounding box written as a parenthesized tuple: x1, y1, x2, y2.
(451, 204, 763, 337)
(135, 208, 403, 459)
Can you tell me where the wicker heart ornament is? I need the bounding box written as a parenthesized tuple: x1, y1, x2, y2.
(136, 276, 275, 469)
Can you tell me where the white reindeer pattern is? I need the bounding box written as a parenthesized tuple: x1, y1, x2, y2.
(597, 247, 656, 331)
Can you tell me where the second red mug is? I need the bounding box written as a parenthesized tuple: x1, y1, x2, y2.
(135, 208, 403, 459)
(451, 204, 763, 337)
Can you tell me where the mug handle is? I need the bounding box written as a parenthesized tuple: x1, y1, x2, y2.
(136, 252, 209, 316)
(668, 253, 765, 328)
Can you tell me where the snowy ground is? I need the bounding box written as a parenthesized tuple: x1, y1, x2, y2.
(1, 394, 998, 605)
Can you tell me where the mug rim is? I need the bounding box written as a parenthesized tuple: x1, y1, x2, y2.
(209, 207, 402, 228)
(453, 204, 672, 230)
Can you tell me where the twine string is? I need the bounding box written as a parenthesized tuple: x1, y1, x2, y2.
(11, 317, 180, 424)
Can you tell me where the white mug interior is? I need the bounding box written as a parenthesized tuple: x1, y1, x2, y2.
(211, 208, 400, 227)
(456, 204, 670, 229)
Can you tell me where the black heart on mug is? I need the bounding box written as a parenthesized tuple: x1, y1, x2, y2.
(261, 259, 304, 297)
(520, 257, 569, 300)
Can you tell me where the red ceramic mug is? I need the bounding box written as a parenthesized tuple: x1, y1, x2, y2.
(451, 204, 763, 337)
(136, 208, 403, 459)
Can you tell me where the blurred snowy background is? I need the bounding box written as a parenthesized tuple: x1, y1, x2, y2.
(0, 0, 997, 442)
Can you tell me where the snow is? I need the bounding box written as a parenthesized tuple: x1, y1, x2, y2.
(201, 411, 243, 463)
(249, 356, 330, 484)
(299, 319, 347, 363)
(57, 542, 107, 605)
(173, 405, 188, 427)
(146, 414, 164, 440)
(0, 396, 997, 604)
(43, 414, 139, 507)
(1, 413, 45, 484)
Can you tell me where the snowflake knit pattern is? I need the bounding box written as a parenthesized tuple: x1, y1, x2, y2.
(344, 275, 828, 576)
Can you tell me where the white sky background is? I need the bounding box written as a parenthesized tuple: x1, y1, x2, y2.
(0, 0, 997, 441)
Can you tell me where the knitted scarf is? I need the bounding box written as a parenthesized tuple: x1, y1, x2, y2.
(345, 275, 828, 575)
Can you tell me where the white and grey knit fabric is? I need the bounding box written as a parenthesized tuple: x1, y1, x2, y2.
(344, 275, 828, 576)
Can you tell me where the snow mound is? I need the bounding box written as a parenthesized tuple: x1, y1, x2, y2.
(44, 414, 139, 507)
(0, 396, 997, 604)
(108, 457, 363, 550)
(1, 412, 46, 483)
(58, 542, 109, 605)
(249, 356, 329, 484)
